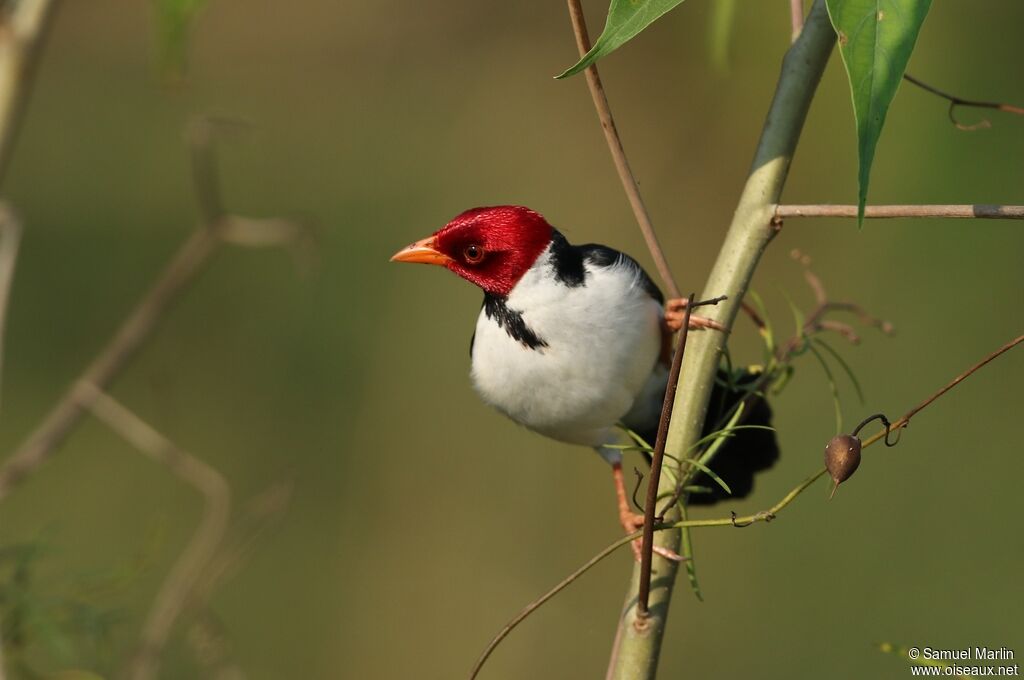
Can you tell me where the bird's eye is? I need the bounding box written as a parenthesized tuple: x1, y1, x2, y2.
(463, 244, 485, 263)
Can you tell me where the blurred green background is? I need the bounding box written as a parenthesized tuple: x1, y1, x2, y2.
(1, 0, 1022, 678)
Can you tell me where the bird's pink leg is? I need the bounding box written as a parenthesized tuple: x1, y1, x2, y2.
(611, 462, 683, 562)
(664, 297, 726, 332)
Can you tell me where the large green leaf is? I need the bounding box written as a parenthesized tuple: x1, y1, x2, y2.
(557, 0, 689, 79)
(825, 0, 932, 225)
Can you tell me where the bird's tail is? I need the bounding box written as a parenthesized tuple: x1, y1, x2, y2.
(639, 368, 779, 506)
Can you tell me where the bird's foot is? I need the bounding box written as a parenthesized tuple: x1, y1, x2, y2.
(619, 510, 685, 563)
(664, 298, 726, 333)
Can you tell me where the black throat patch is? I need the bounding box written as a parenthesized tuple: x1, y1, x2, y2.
(480, 293, 548, 350)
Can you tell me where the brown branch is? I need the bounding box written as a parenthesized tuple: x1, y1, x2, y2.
(789, 0, 804, 42)
(637, 294, 694, 618)
(564, 0, 680, 300)
(861, 333, 1024, 448)
(0, 202, 20, 416)
(903, 73, 1024, 131)
(75, 382, 231, 680)
(468, 533, 637, 680)
(775, 204, 1024, 219)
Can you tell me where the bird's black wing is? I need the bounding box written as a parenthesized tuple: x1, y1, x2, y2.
(636, 369, 780, 506)
(546, 228, 664, 304)
(578, 244, 665, 305)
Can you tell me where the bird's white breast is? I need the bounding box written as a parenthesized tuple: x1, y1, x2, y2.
(470, 246, 662, 448)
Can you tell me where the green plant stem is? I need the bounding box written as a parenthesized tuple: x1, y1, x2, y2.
(605, 2, 836, 677)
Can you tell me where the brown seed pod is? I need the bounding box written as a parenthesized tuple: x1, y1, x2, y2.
(824, 433, 862, 499)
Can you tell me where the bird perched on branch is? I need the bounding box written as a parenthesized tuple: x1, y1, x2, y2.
(391, 206, 777, 558)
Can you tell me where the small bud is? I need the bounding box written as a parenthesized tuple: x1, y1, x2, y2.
(824, 433, 862, 499)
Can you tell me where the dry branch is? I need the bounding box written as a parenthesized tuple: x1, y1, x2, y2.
(775, 204, 1024, 219)
(903, 73, 1024, 131)
(565, 0, 680, 300)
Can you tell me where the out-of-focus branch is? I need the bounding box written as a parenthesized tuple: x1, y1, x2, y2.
(0, 225, 219, 499)
(75, 382, 231, 680)
(0, 119, 306, 500)
(187, 483, 291, 680)
(775, 204, 1024, 219)
(0, 0, 59, 186)
(0, 202, 20, 416)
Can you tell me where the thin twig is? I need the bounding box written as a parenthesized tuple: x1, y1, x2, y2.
(468, 533, 637, 680)
(564, 0, 680, 300)
(789, 0, 804, 42)
(181, 483, 290, 680)
(75, 382, 231, 680)
(0, 0, 59, 187)
(637, 294, 694, 619)
(861, 333, 1024, 448)
(0, 203, 20, 416)
(775, 204, 1024, 219)
(903, 73, 1024, 131)
(470, 463, 827, 680)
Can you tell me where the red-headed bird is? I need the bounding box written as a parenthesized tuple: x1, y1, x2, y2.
(392, 206, 777, 558)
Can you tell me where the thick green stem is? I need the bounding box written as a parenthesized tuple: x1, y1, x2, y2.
(605, 3, 835, 678)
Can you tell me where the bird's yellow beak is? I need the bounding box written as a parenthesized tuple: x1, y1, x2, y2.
(390, 235, 453, 266)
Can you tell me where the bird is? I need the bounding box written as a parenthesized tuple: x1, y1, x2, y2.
(391, 205, 777, 558)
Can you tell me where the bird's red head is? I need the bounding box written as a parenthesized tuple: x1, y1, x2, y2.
(390, 206, 553, 297)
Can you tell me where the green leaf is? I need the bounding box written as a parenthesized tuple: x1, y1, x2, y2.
(813, 338, 865, 404)
(681, 458, 731, 496)
(557, 0, 689, 79)
(747, 290, 775, 358)
(678, 504, 703, 601)
(779, 287, 806, 340)
(807, 340, 843, 434)
(825, 0, 933, 225)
